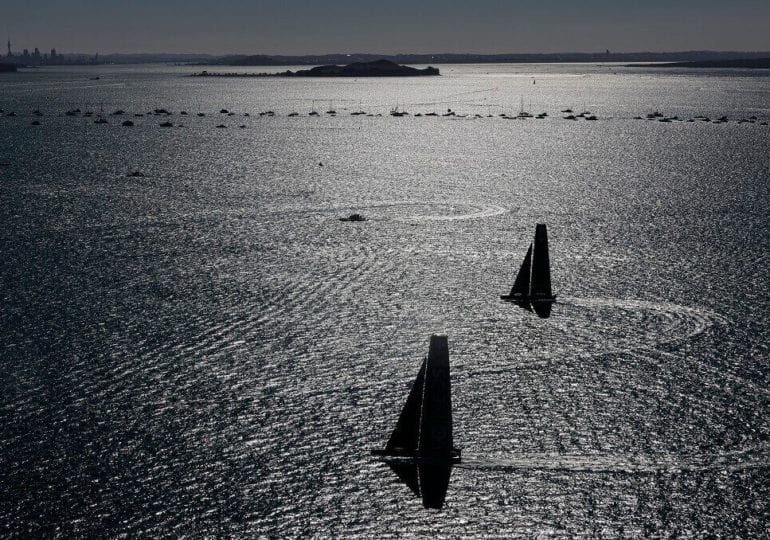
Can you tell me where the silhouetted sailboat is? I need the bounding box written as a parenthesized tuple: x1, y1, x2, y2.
(371, 335, 460, 509)
(500, 223, 556, 318)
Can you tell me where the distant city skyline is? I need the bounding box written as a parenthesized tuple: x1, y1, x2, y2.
(3, 0, 770, 55)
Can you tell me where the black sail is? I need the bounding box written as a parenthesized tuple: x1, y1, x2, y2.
(374, 335, 457, 510)
(417, 335, 453, 458)
(530, 223, 552, 299)
(509, 243, 533, 297)
(385, 359, 426, 454)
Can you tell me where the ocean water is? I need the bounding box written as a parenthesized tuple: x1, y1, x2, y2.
(1, 63, 769, 537)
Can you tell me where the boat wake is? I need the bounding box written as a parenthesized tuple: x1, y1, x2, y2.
(559, 296, 728, 349)
(274, 200, 508, 222)
(54, 200, 508, 232)
(401, 202, 507, 222)
(458, 445, 770, 473)
(485, 296, 727, 368)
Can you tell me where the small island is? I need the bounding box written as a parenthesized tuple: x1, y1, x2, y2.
(191, 59, 439, 78)
(0, 63, 18, 73)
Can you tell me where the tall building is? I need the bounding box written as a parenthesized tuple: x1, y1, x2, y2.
(6, 37, 11, 58)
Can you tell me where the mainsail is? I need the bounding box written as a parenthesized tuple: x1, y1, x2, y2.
(530, 223, 552, 300)
(383, 335, 454, 457)
(417, 335, 453, 458)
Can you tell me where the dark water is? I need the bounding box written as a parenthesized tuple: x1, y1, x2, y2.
(1, 64, 769, 537)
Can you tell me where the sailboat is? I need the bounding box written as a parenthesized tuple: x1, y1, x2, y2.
(500, 223, 556, 318)
(371, 334, 461, 509)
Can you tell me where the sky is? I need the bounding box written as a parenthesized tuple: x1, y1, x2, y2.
(4, 0, 770, 55)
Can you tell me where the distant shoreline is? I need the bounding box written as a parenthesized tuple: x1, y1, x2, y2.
(5, 51, 770, 67)
(630, 58, 770, 69)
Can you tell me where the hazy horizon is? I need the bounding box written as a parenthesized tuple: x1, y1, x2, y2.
(4, 0, 770, 56)
(6, 48, 770, 59)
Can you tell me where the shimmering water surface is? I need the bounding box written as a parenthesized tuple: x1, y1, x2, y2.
(1, 64, 769, 537)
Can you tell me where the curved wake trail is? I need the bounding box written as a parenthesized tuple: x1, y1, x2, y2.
(273, 200, 509, 222)
(558, 296, 728, 352)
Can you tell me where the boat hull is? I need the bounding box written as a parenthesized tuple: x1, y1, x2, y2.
(500, 295, 556, 303)
(371, 448, 462, 465)
(501, 295, 556, 318)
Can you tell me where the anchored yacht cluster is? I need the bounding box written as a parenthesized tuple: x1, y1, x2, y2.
(2, 106, 767, 126)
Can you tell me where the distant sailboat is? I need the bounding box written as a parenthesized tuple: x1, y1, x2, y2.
(371, 335, 460, 509)
(500, 223, 556, 318)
